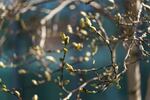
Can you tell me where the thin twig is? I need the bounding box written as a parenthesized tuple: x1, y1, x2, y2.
(142, 3, 150, 10)
(63, 77, 99, 100)
(40, 25, 47, 48)
(41, 0, 75, 25)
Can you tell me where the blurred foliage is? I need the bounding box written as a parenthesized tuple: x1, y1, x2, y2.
(0, 0, 150, 100)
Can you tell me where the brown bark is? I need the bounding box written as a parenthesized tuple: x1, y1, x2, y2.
(127, 61, 141, 100)
(125, 0, 142, 100)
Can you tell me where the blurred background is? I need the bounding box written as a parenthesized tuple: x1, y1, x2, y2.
(0, 0, 150, 100)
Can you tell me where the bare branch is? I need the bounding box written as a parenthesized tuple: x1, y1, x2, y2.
(41, 0, 75, 25)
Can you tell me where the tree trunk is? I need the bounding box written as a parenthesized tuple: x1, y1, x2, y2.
(125, 0, 142, 100)
(127, 62, 141, 100)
